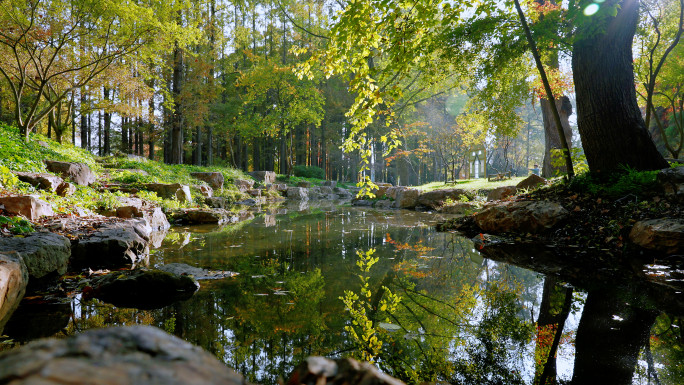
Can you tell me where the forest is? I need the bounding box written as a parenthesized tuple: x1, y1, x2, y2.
(2, 0, 680, 186)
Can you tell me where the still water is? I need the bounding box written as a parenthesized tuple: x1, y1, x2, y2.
(4, 203, 683, 384)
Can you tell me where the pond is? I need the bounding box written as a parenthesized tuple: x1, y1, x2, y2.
(3, 202, 683, 384)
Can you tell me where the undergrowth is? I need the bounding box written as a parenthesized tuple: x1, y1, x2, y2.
(568, 167, 660, 199)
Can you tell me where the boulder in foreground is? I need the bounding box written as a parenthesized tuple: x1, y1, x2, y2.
(0, 326, 250, 385)
(0, 232, 71, 279)
(0, 253, 28, 334)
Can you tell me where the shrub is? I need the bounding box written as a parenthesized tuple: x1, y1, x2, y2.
(293, 165, 325, 179)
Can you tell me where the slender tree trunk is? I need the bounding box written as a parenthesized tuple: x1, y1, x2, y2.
(572, 0, 668, 173)
(80, 89, 88, 149)
(541, 97, 574, 177)
(103, 87, 111, 155)
(171, 43, 184, 164)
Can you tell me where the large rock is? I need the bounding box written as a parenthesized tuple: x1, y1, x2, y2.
(196, 185, 213, 198)
(474, 200, 569, 233)
(190, 172, 223, 190)
(297, 181, 312, 188)
(144, 207, 170, 231)
(516, 174, 547, 190)
(249, 171, 277, 184)
(13, 172, 63, 192)
(234, 178, 255, 192)
(288, 356, 405, 385)
(0, 195, 54, 220)
(286, 187, 309, 200)
(0, 253, 28, 334)
(90, 269, 199, 309)
(175, 185, 193, 203)
(657, 166, 684, 200)
(417, 188, 471, 209)
(486, 186, 518, 201)
(205, 196, 229, 209)
(44, 160, 96, 186)
(629, 218, 684, 255)
(321, 180, 337, 188)
(385, 186, 402, 200)
(0, 232, 71, 279)
(393, 188, 420, 209)
(71, 219, 151, 270)
(0, 326, 250, 385)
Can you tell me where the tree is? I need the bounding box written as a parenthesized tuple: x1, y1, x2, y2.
(0, 0, 167, 142)
(572, 0, 669, 173)
(305, 0, 670, 178)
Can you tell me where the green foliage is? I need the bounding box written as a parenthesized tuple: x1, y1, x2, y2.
(341, 249, 401, 363)
(0, 215, 34, 234)
(292, 165, 325, 179)
(0, 166, 19, 189)
(569, 166, 660, 198)
(550, 147, 589, 176)
(0, 123, 100, 173)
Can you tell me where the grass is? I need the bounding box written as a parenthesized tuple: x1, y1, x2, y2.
(0, 123, 252, 215)
(417, 177, 527, 193)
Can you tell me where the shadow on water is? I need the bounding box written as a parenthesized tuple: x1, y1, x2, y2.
(3, 203, 683, 384)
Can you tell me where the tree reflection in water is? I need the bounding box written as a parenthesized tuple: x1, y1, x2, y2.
(3, 207, 683, 384)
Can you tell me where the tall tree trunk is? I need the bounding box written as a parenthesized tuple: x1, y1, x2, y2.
(171, 43, 184, 164)
(103, 87, 111, 156)
(80, 90, 88, 149)
(572, 0, 669, 173)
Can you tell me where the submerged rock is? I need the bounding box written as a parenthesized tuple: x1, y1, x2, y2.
(90, 269, 199, 309)
(0, 253, 28, 334)
(474, 200, 569, 234)
(71, 219, 151, 270)
(0, 195, 55, 220)
(174, 208, 234, 224)
(44, 160, 96, 186)
(2, 301, 71, 343)
(157, 263, 238, 280)
(0, 326, 250, 384)
(629, 218, 684, 255)
(0, 232, 71, 279)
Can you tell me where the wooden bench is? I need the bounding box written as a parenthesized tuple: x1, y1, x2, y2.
(487, 171, 512, 182)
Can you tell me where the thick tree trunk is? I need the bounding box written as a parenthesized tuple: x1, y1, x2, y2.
(572, 0, 668, 173)
(541, 97, 573, 177)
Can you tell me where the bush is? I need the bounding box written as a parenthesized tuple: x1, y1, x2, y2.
(293, 165, 324, 179)
(569, 166, 659, 198)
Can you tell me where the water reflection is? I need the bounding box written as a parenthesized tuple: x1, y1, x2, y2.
(2, 205, 683, 384)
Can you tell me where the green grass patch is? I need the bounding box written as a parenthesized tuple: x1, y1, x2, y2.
(568, 167, 660, 199)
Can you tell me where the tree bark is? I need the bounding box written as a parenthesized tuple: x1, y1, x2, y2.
(541, 97, 573, 177)
(572, 0, 669, 173)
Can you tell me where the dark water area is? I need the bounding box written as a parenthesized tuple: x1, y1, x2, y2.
(3, 203, 683, 384)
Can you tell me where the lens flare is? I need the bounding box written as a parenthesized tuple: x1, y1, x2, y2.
(584, 4, 600, 16)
